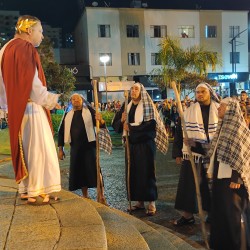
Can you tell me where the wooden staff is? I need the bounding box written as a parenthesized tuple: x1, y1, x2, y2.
(124, 90, 132, 213)
(92, 80, 107, 205)
(171, 81, 209, 249)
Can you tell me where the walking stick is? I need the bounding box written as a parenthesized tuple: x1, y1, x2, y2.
(171, 81, 209, 249)
(124, 90, 132, 213)
(92, 80, 107, 205)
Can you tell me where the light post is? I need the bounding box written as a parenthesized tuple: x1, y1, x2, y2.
(100, 55, 110, 104)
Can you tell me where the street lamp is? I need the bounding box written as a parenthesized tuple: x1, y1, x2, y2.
(100, 55, 110, 103)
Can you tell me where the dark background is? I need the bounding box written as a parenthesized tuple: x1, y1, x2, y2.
(0, 0, 249, 32)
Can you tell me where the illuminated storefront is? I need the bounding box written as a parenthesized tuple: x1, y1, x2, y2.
(208, 72, 249, 97)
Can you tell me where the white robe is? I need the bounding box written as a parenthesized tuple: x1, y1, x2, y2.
(0, 42, 61, 197)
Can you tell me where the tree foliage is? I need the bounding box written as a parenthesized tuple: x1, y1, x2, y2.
(151, 36, 222, 94)
(37, 37, 76, 104)
(0, 36, 76, 104)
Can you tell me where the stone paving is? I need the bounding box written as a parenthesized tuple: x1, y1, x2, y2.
(0, 135, 208, 248)
(61, 143, 208, 248)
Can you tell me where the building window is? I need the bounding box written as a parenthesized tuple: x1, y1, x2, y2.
(127, 25, 139, 37)
(128, 53, 140, 65)
(151, 53, 161, 65)
(99, 53, 112, 66)
(98, 25, 111, 38)
(150, 25, 167, 38)
(178, 25, 195, 38)
(230, 52, 240, 64)
(229, 26, 240, 38)
(205, 25, 217, 38)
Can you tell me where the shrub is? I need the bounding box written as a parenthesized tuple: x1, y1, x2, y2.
(51, 110, 115, 135)
(101, 111, 115, 127)
(51, 114, 64, 135)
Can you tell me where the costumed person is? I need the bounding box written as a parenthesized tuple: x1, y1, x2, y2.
(207, 98, 250, 250)
(172, 82, 220, 225)
(112, 83, 168, 215)
(58, 93, 112, 199)
(0, 15, 61, 205)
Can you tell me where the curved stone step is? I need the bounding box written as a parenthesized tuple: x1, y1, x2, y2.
(145, 221, 205, 250)
(51, 190, 107, 250)
(0, 180, 108, 250)
(88, 199, 196, 250)
(87, 200, 150, 250)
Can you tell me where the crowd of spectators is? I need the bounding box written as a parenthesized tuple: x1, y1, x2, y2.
(46, 90, 250, 135)
(154, 90, 250, 138)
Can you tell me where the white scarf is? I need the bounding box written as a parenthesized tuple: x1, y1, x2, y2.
(64, 107, 95, 144)
(124, 83, 168, 154)
(126, 100, 143, 126)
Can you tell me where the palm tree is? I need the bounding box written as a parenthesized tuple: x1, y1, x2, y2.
(151, 36, 222, 95)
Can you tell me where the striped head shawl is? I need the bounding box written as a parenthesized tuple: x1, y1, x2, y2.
(196, 82, 220, 103)
(129, 83, 169, 154)
(209, 98, 250, 196)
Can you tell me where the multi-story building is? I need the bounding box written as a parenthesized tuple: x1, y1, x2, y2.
(43, 24, 63, 48)
(0, 10, 19, 42)
(74, 6, 249, 100)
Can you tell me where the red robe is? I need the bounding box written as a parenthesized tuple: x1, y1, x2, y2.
(1, 38, 53, 183)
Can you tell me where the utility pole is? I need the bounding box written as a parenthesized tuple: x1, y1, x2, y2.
(229, 28, 248, 96)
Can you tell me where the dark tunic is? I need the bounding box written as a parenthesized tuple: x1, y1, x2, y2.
(58, 108, 102, 191)
(209, 153, 250, 250)
(172, 104, 211, 213)
(112, 103, 157, 201)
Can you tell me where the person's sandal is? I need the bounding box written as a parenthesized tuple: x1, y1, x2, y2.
(20, 193, 28, 200)
(27, 196, 50, 206)
(173, 216, 195, 226)
(146, 207, 156, 216)
(127, 205, 145, 212)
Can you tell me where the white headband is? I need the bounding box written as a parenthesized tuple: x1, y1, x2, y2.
(196, 83, 209, 91)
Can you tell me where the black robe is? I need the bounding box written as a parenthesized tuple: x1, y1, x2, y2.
(172, 104, 211, 213)
(209, 153, 250, 250)
(58, 107, 104, 191)
(112, 103, 158, 201)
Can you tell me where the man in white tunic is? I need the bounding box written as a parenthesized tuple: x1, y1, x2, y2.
(0, 15, 61, 205)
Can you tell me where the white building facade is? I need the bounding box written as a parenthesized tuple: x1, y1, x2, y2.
(74, 7, 249, 99)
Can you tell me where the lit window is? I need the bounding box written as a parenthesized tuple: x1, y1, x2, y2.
(178, 25, 195, 38)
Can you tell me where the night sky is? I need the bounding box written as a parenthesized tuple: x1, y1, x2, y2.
(0, 0, 249, 32)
